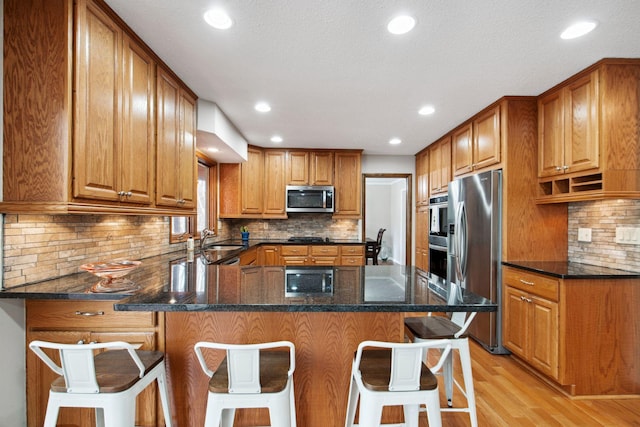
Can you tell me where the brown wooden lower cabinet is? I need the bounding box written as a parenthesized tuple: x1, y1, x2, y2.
(25, 300, 164, 427)
(164, 310, 405, 426)
(260, 244, 364, 266)
(502, 266, 640, 396)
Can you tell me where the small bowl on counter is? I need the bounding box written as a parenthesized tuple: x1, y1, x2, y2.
(80, 260, 142, 293)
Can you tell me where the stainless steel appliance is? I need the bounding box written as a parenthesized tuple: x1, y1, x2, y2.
(285, 267, 334, 297)
(286, 185, 334, 213)
(428, 195, 448, 279)
(448, 169, 508, 354)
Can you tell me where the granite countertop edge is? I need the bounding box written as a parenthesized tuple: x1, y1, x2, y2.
(502, 261, 640, 279)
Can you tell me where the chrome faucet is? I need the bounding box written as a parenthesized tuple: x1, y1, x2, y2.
(200, 228, 216, 250)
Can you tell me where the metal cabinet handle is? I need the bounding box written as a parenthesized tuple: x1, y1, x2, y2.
(75, 311, 105, 317)
(555, 166, 563, 171)
(519, 279, 534, 286)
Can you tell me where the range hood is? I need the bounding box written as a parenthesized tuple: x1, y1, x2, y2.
(197, 99, 247, 163)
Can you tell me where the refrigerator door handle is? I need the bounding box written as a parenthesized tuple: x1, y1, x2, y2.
(454, 201, 468, 286)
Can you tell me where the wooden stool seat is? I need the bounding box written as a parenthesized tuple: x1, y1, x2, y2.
(29, 340, 172, 427)
(209, 350, 291, 394)
(345, 340, 452, 427)
(194, 341, 297, 426)
(404, 316, 467, 340)
(51, 349, 164, 393)
(359, 349, 438, 392)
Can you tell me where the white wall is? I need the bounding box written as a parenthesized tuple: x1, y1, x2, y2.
(0, 1, 28, 424)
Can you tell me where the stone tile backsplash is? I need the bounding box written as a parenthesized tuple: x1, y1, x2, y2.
(218, 214, 360, 241)
(4, 200, 635, 288)
(2, 214, 177, 288)
(568, 199, 640, 272)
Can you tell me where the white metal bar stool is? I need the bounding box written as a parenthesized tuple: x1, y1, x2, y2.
(29, 340, 172, 427)
(194, 341, 297, 427)
(344, 340, 452, 427)
(404, 311, 478, 427)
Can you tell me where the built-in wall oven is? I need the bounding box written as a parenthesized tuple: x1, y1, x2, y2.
(428, 195, 448, 279)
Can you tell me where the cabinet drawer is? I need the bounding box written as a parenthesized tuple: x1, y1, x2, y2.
(310, 245, 339, 256)
(281, 245, 309, 256)
(503, 267, 559, 301)
(27, 300, 156, 329)
(340, 256, 364, 266)
(341, 245, 364, 256)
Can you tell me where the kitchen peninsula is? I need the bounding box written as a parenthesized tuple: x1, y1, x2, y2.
(2, 249, 495, 426)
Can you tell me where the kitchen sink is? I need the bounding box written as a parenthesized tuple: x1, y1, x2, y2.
(202, 245, 245, 251)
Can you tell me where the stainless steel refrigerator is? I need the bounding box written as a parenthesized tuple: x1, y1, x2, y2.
(447, 169, 508, 354)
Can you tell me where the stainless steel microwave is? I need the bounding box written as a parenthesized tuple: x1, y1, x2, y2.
(286, 185, 334, 213)
(285, 267, 334, 297)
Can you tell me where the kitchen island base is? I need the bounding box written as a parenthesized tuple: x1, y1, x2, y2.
(165, 311, 409, 426)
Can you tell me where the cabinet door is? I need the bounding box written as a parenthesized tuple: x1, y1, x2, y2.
(178, 90, 197, 208)
(263, 150, 287, 217)
(564, 71, 599, 174)
(473, 105, 501, 171)
(333, 152, 362, 218)
(258, 245, 280, 265)
(414, 209, 428, 271)
(74, 0, 121, 201)
(156, 68, 181, 206)
(242, 147, 264, 214)
(27, 330, 92, 427)
(219, 163, 242, 217)
(429, 143, 442, 194)
(287, 151, 309, 185)
(121, 34, 155, 204)
(429, 135, 451, 196)
(503, 286, 528, 358)
(438, 136, 451, 194)
(415, 151, 429, 205)
(529, 296, 559, 379)
(538, 89, 564, 177)
(451, 123, 473, 176)
(310, 152, 334, 185)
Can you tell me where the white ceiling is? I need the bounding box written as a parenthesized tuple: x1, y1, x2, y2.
(105, 0, 640, 157)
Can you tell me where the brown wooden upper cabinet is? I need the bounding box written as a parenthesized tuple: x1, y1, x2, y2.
(287, 151, 334, 185)
(2, 0, 197, 215)
(221, 148, 361, 219)
(429, 135, 452, 196)
(155, 68, 197, 209)
(536, 59, 640, 202)
(452, 105, 501, 177)
(538, 71, 599, 178)
(74, 2, 154, 205)
(415, 150, 429, 207)
(333, 151, 362, 218)
(263, 150, 288, 218)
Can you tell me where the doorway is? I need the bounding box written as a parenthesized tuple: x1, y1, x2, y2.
(362, 174, 412, 265)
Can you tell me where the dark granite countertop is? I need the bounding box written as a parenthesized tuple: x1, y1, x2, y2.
(503, 261, 640, 279)
(0, 251, 496, 313)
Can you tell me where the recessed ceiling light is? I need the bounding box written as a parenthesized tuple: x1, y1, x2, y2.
(389, 138, 402, 145)
(418, 105, 436, 116)
(254, 102, 271, 113)
(387, 15, 416, 35)
(207, 147, 220, 153)
(270, 135, 283, 143)
(203, 8, 233, 30)
(560, 20, 598, 39)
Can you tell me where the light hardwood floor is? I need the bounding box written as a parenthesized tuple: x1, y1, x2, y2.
(425, 340, 640, 426)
